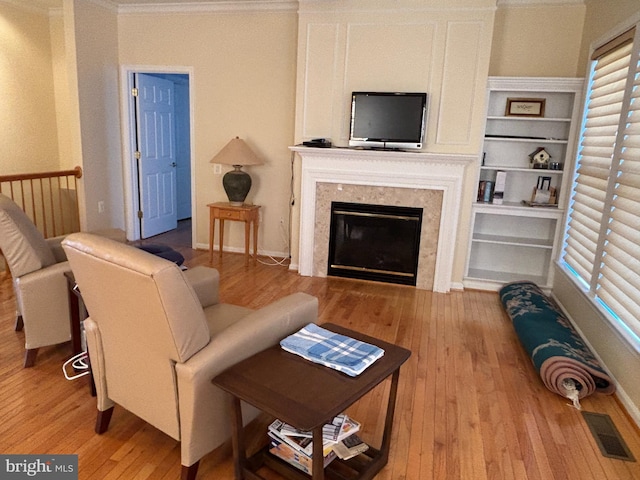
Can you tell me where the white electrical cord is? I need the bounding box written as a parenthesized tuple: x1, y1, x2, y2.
(256, 152, 296, 267)
(62, 351, 90, 381)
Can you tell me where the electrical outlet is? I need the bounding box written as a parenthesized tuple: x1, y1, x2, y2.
(98, 201, 105, 214)
(213, 164, 222, 175)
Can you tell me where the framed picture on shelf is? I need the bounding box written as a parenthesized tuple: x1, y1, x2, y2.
(505, 98, 546, 117)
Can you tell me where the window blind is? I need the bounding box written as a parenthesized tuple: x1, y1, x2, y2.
(596, 54, 640, 340)
(562, 26, 640, 345)
(563, 41, 632, 285)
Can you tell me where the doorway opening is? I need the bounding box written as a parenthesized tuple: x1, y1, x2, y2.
(122, 67, 194, 244)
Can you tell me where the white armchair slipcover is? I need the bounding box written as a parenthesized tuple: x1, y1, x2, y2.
(0, 193, 72, 367)
(61, 232, 318, 480)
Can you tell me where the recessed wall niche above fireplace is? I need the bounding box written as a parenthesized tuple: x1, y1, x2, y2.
(328, 202, 423, 286)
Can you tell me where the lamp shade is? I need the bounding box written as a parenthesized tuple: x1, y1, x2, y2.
(210, 137, 263, 166)
(210, 137, 263, 205)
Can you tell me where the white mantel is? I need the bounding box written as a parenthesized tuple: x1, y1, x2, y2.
(291, 146, 475, 293)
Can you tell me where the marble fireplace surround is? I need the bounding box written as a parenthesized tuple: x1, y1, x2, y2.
(291, 147, 475, 293)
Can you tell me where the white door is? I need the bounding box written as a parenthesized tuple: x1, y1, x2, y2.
(135, 73, 177, 238)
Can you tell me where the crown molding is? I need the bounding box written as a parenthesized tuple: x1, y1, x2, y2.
(117, 0, 298, 15)
(297, 1, 497, 15)
(497, 0, 584, 6)
(91, 0, 119, 13)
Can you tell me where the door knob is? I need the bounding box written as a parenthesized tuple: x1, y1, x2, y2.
(171, 162, 177, 167)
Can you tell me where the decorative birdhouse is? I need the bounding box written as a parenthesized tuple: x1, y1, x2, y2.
(529, 147, 551, 169)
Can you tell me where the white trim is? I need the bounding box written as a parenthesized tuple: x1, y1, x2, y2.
(298, 2, 497, 15)
(487, 76, 585, 93)
(117, 0, 297, 15)
(497, 0, 584, 6)
(119, 65, 196, 248)
(195, 241, 288, 260)
(87, 0, 118, 13)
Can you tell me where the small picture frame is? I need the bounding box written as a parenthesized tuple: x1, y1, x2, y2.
(505, 98, 546, 117)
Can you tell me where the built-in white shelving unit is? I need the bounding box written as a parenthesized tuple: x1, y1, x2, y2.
(464, 77, 584, 291)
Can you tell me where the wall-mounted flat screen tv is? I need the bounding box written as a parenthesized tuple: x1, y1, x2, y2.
(349, 92, 427, 150)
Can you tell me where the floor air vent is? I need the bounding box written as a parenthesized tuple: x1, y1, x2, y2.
(582, 411, 636, 462)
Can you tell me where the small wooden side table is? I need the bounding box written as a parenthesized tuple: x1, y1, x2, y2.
(208, 202, 260, 265)
(213, 323, 411, 480)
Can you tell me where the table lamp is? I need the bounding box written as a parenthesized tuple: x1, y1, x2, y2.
(210, 137, 263, 206)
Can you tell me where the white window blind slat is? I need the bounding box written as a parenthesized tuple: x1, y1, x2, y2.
(582, 135, 622, 147)
(563, 249, 593, 283)
(567, 219, 600, 246)
(615, 181, 640, 202)
(576, 161, 611, 175)
(599, 264, 640, 307)
(597, 277, 640, 324)
(562, 41, 631, 284)
(562, 28, 640, 345)
(599, 46, 640, 337)
(593, 55, 631, 81)
(597, 287, 640, 335)
(604, 235, 639, 281)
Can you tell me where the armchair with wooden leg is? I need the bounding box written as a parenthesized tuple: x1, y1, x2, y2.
(61, 232, 318, 480)
(0, 194, 72, 367)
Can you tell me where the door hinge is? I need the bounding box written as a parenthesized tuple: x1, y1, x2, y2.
(134, 151, 141, 160)
(131, 87, 138, 97)
(137, 210, 143, 219)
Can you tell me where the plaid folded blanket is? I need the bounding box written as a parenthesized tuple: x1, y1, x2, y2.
(280, 324, 385, 376)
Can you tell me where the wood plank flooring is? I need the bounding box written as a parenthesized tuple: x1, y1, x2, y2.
(1, 224, 639, 479)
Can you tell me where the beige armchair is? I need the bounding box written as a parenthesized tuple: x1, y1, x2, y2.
(0, 193, 72, 367)
(61, 232, 318, 480)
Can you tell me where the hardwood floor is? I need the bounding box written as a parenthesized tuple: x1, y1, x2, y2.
(1, 224, 639, 479)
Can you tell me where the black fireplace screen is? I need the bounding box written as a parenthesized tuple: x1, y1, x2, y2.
(327, 202, 423, 286)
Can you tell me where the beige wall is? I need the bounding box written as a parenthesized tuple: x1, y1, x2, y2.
(49, 10, 74, 169)
(0, 2, 59, 174)
(67, 0, 123, 232)
(118, 9, 298, 254)
(577, 0, 640, 76)
(490, 3, 586, 77)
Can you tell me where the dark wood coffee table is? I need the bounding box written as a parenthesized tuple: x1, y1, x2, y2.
(212, 323, 411, 480)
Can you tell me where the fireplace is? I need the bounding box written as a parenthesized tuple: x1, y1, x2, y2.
(328, 202, 423, 286)
(291, 146, 475, 292)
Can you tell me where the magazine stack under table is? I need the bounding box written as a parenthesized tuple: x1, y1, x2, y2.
(268, 414, 369, 474)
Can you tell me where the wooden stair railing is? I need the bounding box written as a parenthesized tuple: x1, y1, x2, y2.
(0, 166, 83, 238)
